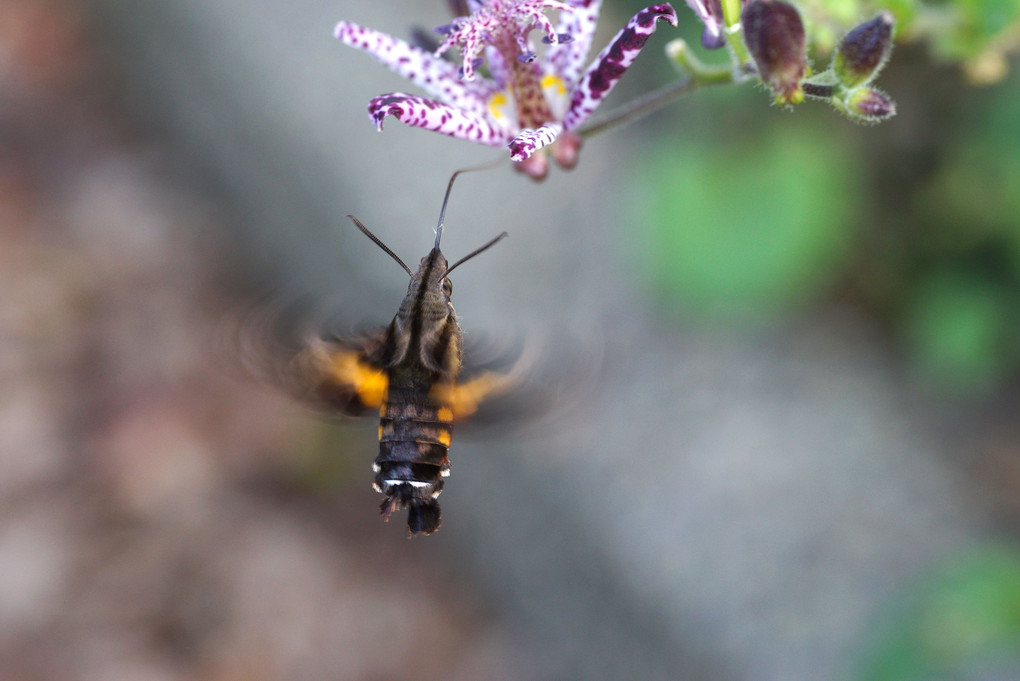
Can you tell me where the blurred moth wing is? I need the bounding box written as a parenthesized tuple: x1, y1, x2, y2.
(295, 333, 389, 414)
(299, 337, 528, 419)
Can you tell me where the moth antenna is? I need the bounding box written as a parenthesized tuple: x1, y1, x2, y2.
(434, 156, 504, 251)
(446, 231, 508, 275)
(347, 215, 413, 277)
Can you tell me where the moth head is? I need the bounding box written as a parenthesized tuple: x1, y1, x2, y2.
(411, 248, 451, 300)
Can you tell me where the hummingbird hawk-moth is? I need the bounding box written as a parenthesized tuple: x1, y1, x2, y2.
(296, 171, 509, 535)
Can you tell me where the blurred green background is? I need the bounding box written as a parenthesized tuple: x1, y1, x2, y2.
(624, 0, 1020, 396)
(618, 4, 1020, 676)
(855, 545, 1020, 681)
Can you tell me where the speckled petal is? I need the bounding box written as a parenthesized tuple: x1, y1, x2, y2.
(508, 122, 563, 161)
(485, 45, 511, 90)
(547, 0, 602, 89)
(529, 1, 573, 45)
(335, 21, 494, 116)
(684, 0, 726, 49)
(368, 93, 510, 145)
(561, 3, 678, 132)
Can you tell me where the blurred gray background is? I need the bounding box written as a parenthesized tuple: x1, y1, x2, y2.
(2, 1, 1018, 680)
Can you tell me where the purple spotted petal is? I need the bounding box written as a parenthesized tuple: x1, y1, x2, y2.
(561, 3, 678, 132)
(335, 21, 495, 117)
(368, 93, 510, 145)
(684, 0, 726, 49)
(508, 123, 564, 161)
(485, 45, 512, 90)
(547, 0, 602, 89)
(529, 1, 571, 46)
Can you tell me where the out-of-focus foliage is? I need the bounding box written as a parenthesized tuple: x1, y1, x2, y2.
(919, 0, 1020, 83)
(626, 0, 1020, 393)
(884, 75, 1020, 394)
(904, 271, 1014, 394)
(850, 546, 1020, 681)
(809, 0, 1020, 82)
(629, 123, 859, 323)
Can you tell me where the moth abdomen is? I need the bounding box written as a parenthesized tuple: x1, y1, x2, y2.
(379, 382, 454, 443)
(374, 452, 448, 535)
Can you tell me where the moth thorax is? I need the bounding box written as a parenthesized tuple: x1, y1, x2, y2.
(413, 291, 454, 318)
(396, 290, 451, 323)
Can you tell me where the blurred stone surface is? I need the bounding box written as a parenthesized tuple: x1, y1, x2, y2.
(0, 3, 517, 679)
(4, 1, 1011, 680)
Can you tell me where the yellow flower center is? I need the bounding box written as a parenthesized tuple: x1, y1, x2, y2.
(541, 73, 568, 119)
(487, 90, 516, 125)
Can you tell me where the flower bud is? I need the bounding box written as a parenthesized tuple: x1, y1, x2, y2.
(741, 0, 807, 106)
(839, 87, 896, 122)
(833, 11, 895, 88)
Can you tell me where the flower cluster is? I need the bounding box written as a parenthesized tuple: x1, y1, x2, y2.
(826, 11, 896, 121)
(333, 0, 899, 178)
(675, 0, 897, 121)
(335, 1, 678, 179)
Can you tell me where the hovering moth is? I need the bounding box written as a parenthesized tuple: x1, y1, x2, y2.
(297, 171, 510, 535)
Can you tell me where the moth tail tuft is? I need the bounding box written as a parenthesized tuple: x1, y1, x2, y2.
(379, 490, 443, 535)
(407, 500, 442, 535)
(379, 495, 399, 522)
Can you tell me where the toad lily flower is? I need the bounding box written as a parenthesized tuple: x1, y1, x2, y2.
(335, 1, 678, 179)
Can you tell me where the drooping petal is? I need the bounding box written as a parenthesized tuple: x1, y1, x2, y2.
(547, 0, 602, 89)
(368, 93, 511, 145)
(508, 122, 564, 161)
(335, 21, 495, 117)
(561, 4, 678, 132)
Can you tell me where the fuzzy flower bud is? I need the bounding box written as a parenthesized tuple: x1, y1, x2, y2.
(741, 0, 807, 106)
(833, 11, 895, 89)
(839, 87, 896, 122)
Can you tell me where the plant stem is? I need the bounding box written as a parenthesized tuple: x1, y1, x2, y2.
(802, 81, 835, 99)
(667, 38, 735, 85)
(577, 76, 697, 139)
(721, 0, 742, 27)
(720, 0, 751, 66)
(577, 38, 739, 140)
